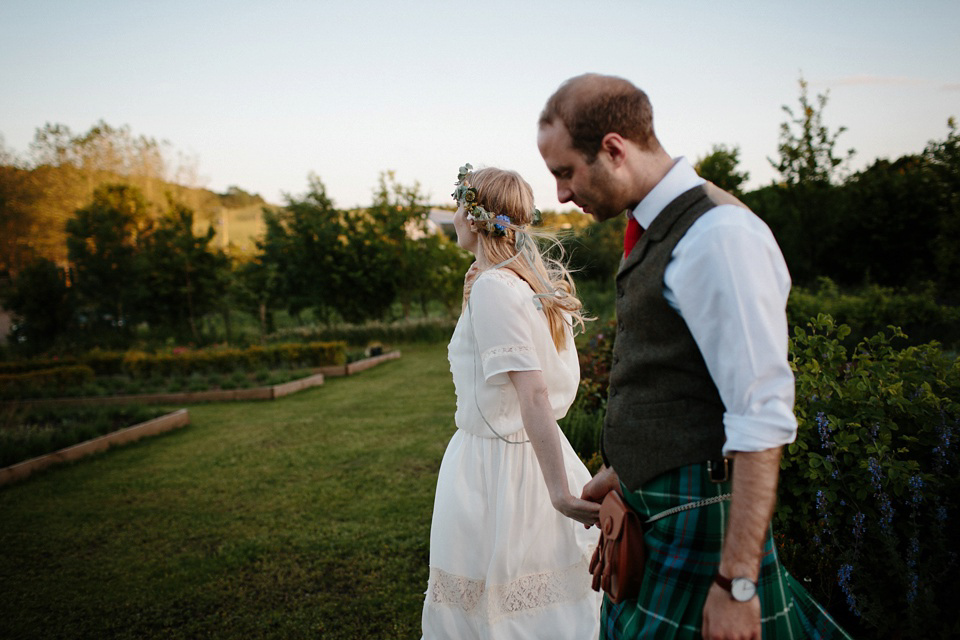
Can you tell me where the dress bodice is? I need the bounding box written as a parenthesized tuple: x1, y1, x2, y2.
(447, 269, 579, 438)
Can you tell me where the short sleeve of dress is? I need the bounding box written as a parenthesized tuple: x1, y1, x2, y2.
(468, 272, 542, 386)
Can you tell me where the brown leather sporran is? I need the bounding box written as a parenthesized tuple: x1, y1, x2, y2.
(588, 490, 646, 604)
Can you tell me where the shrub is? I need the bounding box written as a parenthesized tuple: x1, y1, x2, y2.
(0, 365, 95, 399)
(564, 312, 959, 637)
(789, 278, 960, 349)
(269, 317, 456, 345)
(782, 314, 959, 638)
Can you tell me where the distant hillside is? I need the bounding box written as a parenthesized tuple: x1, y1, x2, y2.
(0, 162, 276, 272)
(1, 120, 278, 273)
(198, 200, 279, 256)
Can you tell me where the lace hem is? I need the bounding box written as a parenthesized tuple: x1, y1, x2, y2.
(426, 556, 593, 622)
(480, 343, 535, 364)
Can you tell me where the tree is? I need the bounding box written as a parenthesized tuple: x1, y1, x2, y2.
(831, 154, 939, 288)
(926, 117, 960, 301)
(367, 171, 433, 318)
(770, 76, 855, 186)
(751, 76, 856, 284)
(695, 144, 750, 196)
(0, 164, 45, 276)
(258, 174, 347, 322)
(2, 257, 75, 355)
(1, 120, 215, 273)
(66, 184, 150, 338)
(234, 256, 282, 341)
(139, 198, 230, 342)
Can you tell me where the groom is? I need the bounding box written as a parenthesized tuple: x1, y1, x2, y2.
(536, 74, 849, 639)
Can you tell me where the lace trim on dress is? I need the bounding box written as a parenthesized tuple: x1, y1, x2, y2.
(426, 556, 592, 622)
(481, 344, 535, 364)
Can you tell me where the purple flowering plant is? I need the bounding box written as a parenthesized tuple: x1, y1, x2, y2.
(780, 313, 959, 638)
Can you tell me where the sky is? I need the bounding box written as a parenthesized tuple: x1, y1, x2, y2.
(1, 0, 958, 212)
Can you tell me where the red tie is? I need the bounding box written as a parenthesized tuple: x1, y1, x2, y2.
(624, 216, 644, 257)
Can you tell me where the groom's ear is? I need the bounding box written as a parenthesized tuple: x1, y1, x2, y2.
(599, 133, 629, 166)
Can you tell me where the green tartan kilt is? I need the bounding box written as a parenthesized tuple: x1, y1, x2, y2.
(600, 463, 852, 639)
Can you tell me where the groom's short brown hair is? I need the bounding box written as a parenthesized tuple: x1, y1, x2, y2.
(539, 73, 659, 160)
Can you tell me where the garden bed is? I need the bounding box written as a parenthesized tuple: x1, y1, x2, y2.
(0, 407, 189, 485)
(3, 351, 401, 407)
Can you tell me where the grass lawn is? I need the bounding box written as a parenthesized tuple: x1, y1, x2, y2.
(0, 342, 454, 639)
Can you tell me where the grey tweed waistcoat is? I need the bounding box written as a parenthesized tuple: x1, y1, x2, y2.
(602, 184, 728, 491)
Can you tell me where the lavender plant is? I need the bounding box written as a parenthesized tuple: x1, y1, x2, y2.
(781, 314, 959, 638)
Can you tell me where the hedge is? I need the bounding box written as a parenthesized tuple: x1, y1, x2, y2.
(0, 365, 96, 399)
(0, 342, 347, 380)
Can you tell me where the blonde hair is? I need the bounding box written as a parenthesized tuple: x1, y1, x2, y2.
(461, 166, 587, 351)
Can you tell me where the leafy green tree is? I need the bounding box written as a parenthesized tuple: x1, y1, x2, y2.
(259, 174, 347, 322)
(258, 174, 398, 324)
(367, 171, 433, 317)
(138, 198, 230, 343)
(2, 257, 75, 355)
(770, 76, 855, 186)
(695, 144, 750, 196)
(412, 232, 473, 316)
(831, 155, 939, 288)
(749, 76, 856, 284)
(66, 184, 150, 337)
(926, 118, 960, 301)
(233, 256, 282, 341)
(561, 215, 626, 284)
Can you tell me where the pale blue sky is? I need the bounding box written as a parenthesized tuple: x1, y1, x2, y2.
(2, 0, 958, 211)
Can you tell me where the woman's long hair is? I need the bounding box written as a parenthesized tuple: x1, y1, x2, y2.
(461, 166, 587, 351)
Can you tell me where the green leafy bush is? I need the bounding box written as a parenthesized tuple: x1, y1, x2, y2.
(0, 365, 95, 399)
(562, 313, 959, 637)
(789, 278, 960, 349)
(782, 314, 959, 638)
(559, 323, 615, 466)
(270, 317, 456, 345)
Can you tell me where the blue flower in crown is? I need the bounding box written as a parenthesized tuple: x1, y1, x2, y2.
(493, 215, 511, 233)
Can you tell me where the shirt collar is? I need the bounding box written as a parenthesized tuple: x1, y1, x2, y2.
(628, 156, 705, 228)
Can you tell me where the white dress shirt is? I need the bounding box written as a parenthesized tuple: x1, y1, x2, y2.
(630, 157, 798, 454)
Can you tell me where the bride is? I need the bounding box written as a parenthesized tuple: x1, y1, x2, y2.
(421, 164, 601, 638)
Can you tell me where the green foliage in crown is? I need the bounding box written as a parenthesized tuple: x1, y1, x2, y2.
(452, 163, 542, 237)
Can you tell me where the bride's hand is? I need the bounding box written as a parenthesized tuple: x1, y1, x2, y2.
(552, 492, 602, 527)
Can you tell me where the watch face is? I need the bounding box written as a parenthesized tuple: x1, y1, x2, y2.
(731, 578, 757, 602)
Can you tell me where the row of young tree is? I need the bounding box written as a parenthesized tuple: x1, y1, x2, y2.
(3, 77, 957, 356)
(2, 172, 471, 356)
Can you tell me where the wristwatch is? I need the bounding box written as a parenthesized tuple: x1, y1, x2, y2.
(714, 574, 757, 602)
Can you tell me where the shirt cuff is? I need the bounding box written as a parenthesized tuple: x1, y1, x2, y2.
(722, 412, 798, 455)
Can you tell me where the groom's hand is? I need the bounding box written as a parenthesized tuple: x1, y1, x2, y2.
(578, 466, 621, 528)
(701, 581, 761, 640)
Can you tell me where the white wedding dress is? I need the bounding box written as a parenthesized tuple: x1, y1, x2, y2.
(421, 269, 601, 639)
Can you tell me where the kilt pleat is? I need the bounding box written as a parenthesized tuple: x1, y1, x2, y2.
(599, 463, 851, 639)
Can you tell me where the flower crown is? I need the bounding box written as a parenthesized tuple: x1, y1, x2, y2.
(452, 163, 541, 237)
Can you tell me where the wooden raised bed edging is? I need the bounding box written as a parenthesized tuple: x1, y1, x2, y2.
(0, 408, 190, 487)
(2, 350, 401, 408)
(316, 350, 401, 377)
(4, 373, 325, 408)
